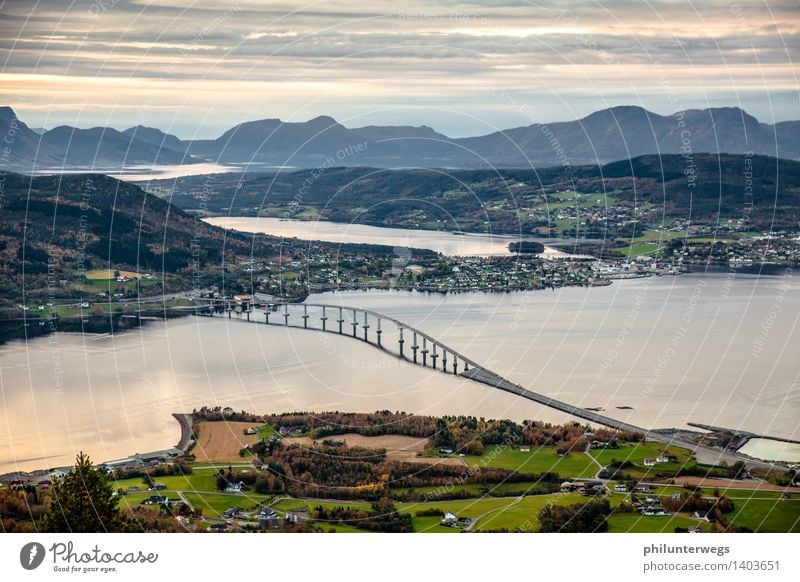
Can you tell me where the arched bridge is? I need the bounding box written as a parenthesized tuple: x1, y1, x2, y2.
(188, 299, 785, 472)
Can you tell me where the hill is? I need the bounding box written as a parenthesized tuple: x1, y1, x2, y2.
(0, 172, 435, 309)
(158, 153, 800, 235)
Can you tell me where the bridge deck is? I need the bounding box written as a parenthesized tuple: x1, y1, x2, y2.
(187, 301, 788, 472)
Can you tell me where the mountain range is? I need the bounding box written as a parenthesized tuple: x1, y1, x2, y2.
(1, 105, 797, 171)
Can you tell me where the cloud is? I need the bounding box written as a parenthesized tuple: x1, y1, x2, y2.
(0, 0, 797, 134)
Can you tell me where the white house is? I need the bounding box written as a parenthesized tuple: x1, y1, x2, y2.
(441, 512, 458, 526)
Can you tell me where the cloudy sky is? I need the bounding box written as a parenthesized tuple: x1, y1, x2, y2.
(1, 0, 798, 138)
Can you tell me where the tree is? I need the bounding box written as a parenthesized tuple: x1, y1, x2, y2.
(43, 452, 127, 532)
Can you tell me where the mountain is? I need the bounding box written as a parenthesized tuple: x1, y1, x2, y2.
(122, 125, 187, 153)
(0, 107, 195, 170)
(1, 105, 798, 170)
(456, 106, 797, 166)
(0, 106, 63, 167)
(41, 125, 192, 167)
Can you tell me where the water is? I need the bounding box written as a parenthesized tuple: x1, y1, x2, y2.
(739, 439, 800, 463)
(30, 163, 242, 181)
(1, 272, 798, 474)
(204, 216, 593, 257)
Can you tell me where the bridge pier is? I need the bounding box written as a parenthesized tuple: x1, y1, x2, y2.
(227, 309, 231, 319)
(376, 319, 382, 348)
(452, 356, 458, 375)
(398, 326, 404, 357)
(321, 306, 327, 331)
(442, 350, 447, 373)
(283, 304, 290, 326)
(363, 312, 370, 342)
(421, 338, 428, 367)
(412, 333, 418, 363)
(246, 310, 250, 321)
(265, 310, 270, 324)
(302, 304, 309, 328)
(431, 344, 438, 370)
(351, 309, 358, 337)
(337, 307, 344, 334)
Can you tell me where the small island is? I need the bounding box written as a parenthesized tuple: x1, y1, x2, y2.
(509, 241, 545, 254)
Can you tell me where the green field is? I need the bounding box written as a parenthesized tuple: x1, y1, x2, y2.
(589, 442, 696, 478)
(727, 499, 800, 532)
(181, 492, 272, 518)
(467, 446, 598, 479)
(606, 513, 703, 533)
(472, 493, 588, 532)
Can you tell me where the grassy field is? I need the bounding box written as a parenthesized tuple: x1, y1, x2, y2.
(727, 499, 800, 532)
(617, 242, 664, 257)
(110, 469, 218, 494)
(589, 442, 696, 478)
(466, 446, 598, 478)
(471, 493, 588, 532)
(606, 513, 702, 533)
(84, 269, 146, 280)
(181, 492, 272, 518)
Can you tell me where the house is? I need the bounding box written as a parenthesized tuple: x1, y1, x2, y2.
(560, 481, 574, 492)
(142, 495, 168, 505)
(643, 458, 656, 467)
(656, 454, 674, 463)
(519, 447, 531, 453)
(148, 483, 167, 491)
(441, 512, 458, 527)
(259, 515, 280, 529)
(439, 448, 454, 455)
(285, 512, 304, 524)
(692, 510, 715, 522)
(243, 427, 258, 435)
(209, 523, 228, 531)
(636, 484, 653, 493)
(222, 507, 242, 519)
(556, 448, 569, 457)
(688, 525, 703, 533)
(614, 483, 628, 492)
(225, 481, 245, 493)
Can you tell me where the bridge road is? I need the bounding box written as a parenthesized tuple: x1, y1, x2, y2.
(189, 301, 787, 473)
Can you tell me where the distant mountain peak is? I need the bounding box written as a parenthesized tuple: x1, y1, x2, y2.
(0, 105, 19, 120)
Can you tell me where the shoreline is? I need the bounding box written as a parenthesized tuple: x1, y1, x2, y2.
(172, 413, 195, 453)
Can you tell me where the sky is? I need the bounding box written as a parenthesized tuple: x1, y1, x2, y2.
(1, 0, 798, 138)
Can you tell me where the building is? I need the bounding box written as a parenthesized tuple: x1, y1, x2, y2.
(441, 512, 458, 527)
(643, 458, 656, 467)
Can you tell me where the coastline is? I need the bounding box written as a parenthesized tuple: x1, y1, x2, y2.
(172, 413, 195, 453)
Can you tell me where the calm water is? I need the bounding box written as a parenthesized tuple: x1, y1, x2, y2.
(31, 162, 242, 181)
(204, 216, 592, 257)
(1, 272, 798, 473)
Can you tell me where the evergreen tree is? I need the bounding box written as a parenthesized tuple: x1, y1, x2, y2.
(43, 452, 126, 532)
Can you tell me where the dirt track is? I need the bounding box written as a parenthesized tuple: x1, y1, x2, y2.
(672, 476, 800, 492)
(289, 433, 466, 466)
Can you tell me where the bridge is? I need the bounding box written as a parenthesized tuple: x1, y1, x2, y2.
(188, 299, 788, 472)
